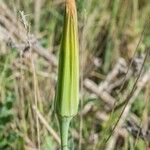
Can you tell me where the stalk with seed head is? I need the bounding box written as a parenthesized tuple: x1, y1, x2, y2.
(55, 0, 79, 149)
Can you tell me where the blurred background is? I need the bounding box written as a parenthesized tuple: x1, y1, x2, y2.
(0, 0, 150, 149)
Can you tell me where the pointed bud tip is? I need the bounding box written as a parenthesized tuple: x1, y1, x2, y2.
(66, 0, 76, 16)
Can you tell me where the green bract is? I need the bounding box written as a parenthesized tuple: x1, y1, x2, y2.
(55, 1, 79, 117)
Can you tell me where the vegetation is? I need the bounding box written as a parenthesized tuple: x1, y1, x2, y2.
(55, 0, 79, 149)
(0, 0, 150, 150)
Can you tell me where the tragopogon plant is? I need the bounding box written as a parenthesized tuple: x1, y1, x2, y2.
(55, 0, 79, 149)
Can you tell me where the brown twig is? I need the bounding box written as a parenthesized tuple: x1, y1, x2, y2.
(32, 106, 61, 145)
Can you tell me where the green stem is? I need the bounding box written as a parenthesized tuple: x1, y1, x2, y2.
(58, 116, 72, 150)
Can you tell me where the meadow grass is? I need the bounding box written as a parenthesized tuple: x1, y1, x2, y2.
(0, 0, 150, 149)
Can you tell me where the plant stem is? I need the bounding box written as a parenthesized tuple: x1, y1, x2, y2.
(58, 116, 72, 150)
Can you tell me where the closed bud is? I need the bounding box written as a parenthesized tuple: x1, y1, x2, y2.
(55, 0, 79, 117)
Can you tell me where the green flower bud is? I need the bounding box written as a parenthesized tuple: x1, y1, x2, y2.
(55, 0, 79, 117)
